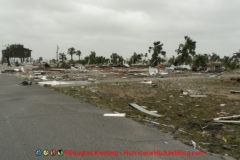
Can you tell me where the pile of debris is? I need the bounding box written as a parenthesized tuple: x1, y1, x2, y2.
(230, 77, 240, 83)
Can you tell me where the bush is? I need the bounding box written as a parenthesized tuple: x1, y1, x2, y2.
(44, 63, 50, 68)
(60, 62, 71, 69)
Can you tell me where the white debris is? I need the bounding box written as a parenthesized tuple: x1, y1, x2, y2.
(220, 104, 226, 107)
(38, 81, 73, 86)
(88, 78, 96, 82)
(71, 66, 78, 71)
(20, 67, 25, 73)
(230, 90, 240, 94)
(149, 67, 158, 76)
(14, 68, 20, 72)
(214, 115, 240, 124)
(129, 103, 163, 118)
(143, 119, 160, 125)
(103, 113, 126, 117)
(123, 64, 130, 68)
(41, 76, 48, 81)
(160, 72, 168, 75)
(191, 140, 197, 150)
(140, 80, 152, 84)
(189, 95, 207, 98)
(150, 111, 158, 113)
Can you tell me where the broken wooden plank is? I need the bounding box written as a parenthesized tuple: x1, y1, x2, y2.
(213, 115, 240, 124)
(189, 95, 207, 98)
(230, 90, 240, 94)
(129, 103, 162, 117)
(143, 119, 160, 125)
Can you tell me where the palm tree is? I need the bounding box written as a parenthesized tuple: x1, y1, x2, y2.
(110, 53, 124, 65)
(59, 53, 67, 63)
(38, 57, 43, 63)
(144, 53, 148, 64)
(149, 41, 166, 66)
(4, 45, 14, 66)
(176, 36, 196, 65)
(67, 47, 76, 61)
(76, 50, 82, 61)
(130, 52, 143, 64)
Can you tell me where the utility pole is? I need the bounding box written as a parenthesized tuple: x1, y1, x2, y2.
(56, 45, 59, 62)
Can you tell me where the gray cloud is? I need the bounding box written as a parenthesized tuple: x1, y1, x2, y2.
(0, 0, 240, 60)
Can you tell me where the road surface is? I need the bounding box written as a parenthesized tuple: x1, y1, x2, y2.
(0, 74, 234, 160)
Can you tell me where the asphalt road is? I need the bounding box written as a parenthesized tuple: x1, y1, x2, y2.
(0, 74, 234, 160)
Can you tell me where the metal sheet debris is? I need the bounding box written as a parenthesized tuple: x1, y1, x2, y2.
(129, 103, 162, 117)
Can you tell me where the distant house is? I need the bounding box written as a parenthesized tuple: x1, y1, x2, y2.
(2, 44, 32, 64)
(207, 62, 225, 72)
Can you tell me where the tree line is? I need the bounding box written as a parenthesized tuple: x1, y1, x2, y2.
(46, 36, 240, 70)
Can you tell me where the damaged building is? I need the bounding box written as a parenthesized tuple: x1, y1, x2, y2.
(1, 44, 32, 65)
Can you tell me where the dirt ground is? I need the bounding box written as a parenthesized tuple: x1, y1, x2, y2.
(54, 71, 240, 159)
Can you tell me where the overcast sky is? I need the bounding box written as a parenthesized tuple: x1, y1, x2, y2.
(0, 0, 239, 60)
